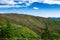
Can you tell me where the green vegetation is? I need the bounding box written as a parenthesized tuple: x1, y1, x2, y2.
(0, 14, 60, 40)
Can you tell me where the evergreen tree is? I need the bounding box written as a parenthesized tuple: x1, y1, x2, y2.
(0, 19, 15, 40)
(41, 22, 54, 40)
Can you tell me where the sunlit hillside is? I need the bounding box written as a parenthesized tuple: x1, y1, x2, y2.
(0, 13, 60, 40)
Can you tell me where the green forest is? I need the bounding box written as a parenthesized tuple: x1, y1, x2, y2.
(0, 14, 60, 40)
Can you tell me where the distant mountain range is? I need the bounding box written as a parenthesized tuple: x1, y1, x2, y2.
(48, 17, 60, 20)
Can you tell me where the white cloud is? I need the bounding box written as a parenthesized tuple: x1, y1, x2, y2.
(22, 0, 60, 5)
(43, 0, 60, 4)
(27, 0, 60, 4)
(33, 7, 39, 10)
(0, 0, 17, 4)
(1, 0, 60, 5)
(18, 2, 23, 4)
(0, 0, 26, 7)
(0, 5, 26, 8)
(0, 0, 60, 8)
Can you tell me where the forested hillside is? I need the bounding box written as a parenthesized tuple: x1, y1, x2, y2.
(0, 13, 60, 40)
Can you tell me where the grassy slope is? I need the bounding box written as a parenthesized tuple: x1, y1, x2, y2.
(0, 14, 60, 38)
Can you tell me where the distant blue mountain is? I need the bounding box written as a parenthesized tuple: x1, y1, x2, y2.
(28, 2, 60, 9)
(48, 17, 60, 20)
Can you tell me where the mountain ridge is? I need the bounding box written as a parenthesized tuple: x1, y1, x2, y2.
(0, 13, 60, 39)
(48, 17, 60, 20)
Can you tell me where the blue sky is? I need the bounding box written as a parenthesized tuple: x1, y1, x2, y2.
(0, 0, 60, 17)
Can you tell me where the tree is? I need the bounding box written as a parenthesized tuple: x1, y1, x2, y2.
(41, 22, 54, 40)
(0, 19, 15, 40)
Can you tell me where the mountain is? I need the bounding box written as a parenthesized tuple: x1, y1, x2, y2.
(0, 13, 60, 40)
(48, 17, 60, 20)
